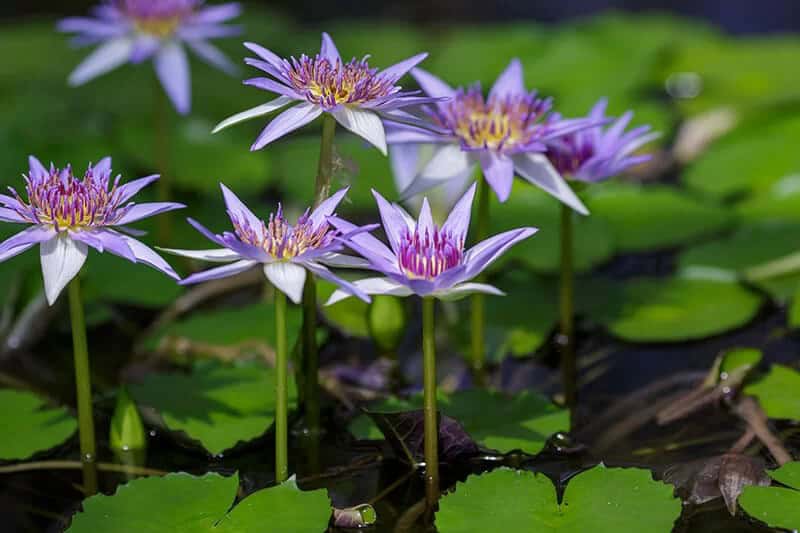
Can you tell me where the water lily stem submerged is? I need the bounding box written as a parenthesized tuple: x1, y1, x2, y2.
(559, 203, 577, 426)
(68, 276, 97, 495)
(421, 297, 439, 513)
(470, 175, 490, 386)
(274, 289, 289, 483)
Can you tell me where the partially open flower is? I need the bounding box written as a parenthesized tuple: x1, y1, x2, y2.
(0, 156, 183, 304)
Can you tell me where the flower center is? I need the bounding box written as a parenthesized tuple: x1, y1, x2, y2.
(285, 56, 398, 109)
(118, 0, 197, 37)
(429, 86, 552, 153)
(20, 166, 122, 231)
(398, 226, 464, 280)
(546, 134, 596, 177)
(232, 206, 337, 260)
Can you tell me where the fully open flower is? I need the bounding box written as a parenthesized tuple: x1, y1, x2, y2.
(212, 33, 436, 155)
(325, 183, 537, 304)
(161, 185, 372, 303)
(387, 60, 595, 213)
(546, 98, 660, 183)
(0, 156, 183, 304)
(59, 0, 242, 114)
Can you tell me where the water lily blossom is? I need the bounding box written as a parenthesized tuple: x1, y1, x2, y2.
(213, 33, 436, 155)
(59, 0, 242, 114)
(0, 156, 183, 304)
(162, 185, 372, 303)
(546, 98, 660, 183)
(388, 59, 595, 213)
(326, 183, 537, 304)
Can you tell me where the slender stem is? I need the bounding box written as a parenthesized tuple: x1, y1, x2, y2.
(154, 80, 172, 244)
(68, 277, 97, 496)
(559, 203, 577, 427)
(314, 113, 337, 207)
(421, 297, 439, 512)
(470, 175, 490, 386)
(274, 289, 289, 483)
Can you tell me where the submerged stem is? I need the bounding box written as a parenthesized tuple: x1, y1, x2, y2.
(154, 80, 172, 244)
(274, 289, 289, 483)
(68, 276, 97, 496)
(470, 175, 490, 386)
(421, 297, 439, 513)
(559, 203, 577, 426)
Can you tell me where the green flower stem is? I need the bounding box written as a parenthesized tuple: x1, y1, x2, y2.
(470, 175, 490, 386)
(153, 80, 172, 244)
(68, 276, 98, 496)
(559, 203, 577, 426)
(421, 297, 440, 511)
(274, 289, 289, 483)
(314, 113, 337, 207)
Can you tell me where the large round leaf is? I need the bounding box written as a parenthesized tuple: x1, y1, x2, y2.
(583, 277, 762, 342)
(736, 174, 800, 224)
(0, 389, 76, 461)
(739, 462, 800, 531)
(130, 361, 297, 455)
(587, 183, 732, 252)
(67, 472, 331, 532)
(436, 465, 680, 532)
(743, 365, 800, 421)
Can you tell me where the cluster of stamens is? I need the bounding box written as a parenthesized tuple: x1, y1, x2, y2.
(398, 226, 464, 280)
(428, 86, 553, 153)
(284, 55, 399, 109)
(15, 165, 125, 231)
(232, 205, 337, 260)
(117, 0, 198, 37)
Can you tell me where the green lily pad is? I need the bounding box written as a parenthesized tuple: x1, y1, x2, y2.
(739, 462, 800, 531)
(130, 361, 297, 455)
(736, 174, 800, 224)
(351, 389, 567, 455)
(587, 183, 732, 252)
(582, 276, 762, 342)
(437, 465, 681, 532)
(743, 365, 800, 421)
(0, 389, 76, 461)
(67, 472, 331, 532)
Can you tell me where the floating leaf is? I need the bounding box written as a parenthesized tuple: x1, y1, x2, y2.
(582, 276, 762, 342)
(587, 183, 732, 252)
(67, 472, 331, 532)
(736, 174, 800, 224)
(130, 361, 296, 455)
(739, 462, 800, 531)
(351, 389, 567, 455)
(0, 389, 76, 461)
(744, 365, 800, 421)
(437, 465, 681, 532)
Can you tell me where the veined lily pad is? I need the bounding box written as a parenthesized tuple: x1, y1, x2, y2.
(0, 389, 77, 461)
(130, 361, 297, 455)
(739, 462, 800, 531)
(351, 389, 567, 455)
(436, 465, 681, 532)
(67, 472, 331, 532)
(743, 365, 800, 421)
(587, 183, 732, 252)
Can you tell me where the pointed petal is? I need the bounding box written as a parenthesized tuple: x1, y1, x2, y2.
(434, 282, 505, 301)
(220, 184, 263, 236)
(380, 53, 428, 81)
(114, 202, 185, 225)
(191, 3, 242, 25)
(243, 41, 284, 69)
(264, 262, 307, 304)
(244, 77, 300, 98)
(411, 67, 455, 98)
(185, 39, 238, 76)
(463, 227, 538, 279)
(305, 262, 370, 303)
(251, 103, 322, 151)
(92, 156, 112, 176)
(158, 247, 242, 263)
(181, 259, 257, 285)
(315, 252, 370, 268)
(122, 237, 180, 279)
(130, 35, 160, 63)
(390, 144, 422, 193)
(28, 156, 48, 180)
(309, 187, 348, 227)
(68, 37, 133, 86)
(0, 225, 56, 255)
(513, 153, 589, 215)
(155, 42, 191, 115)
(40, 235, 88, 305)
(115, 174, 160, 203)
(70, 228, 134, 261)
(326, 277, 412, 305)
(328, 216, 397, 273)
(187, 217, 226, 248)
(0, 207, 27, 223)
(417, 197, 434, 234)
(213, 97, 294, 134)
(372, 189, 413, 254)
(331, 107, 387, 155)
(442, 182, 477, 237)
(320, 32, 341, 62)
(489, 58, 524, 100)
(479, 152, 515, 202)
(400, 144, 474, 201)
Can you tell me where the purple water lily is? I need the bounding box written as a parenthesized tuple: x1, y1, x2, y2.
(387, 59, 596, 213)
(325, 183, 537, 304)
(546, 98, 660, 183)
(161, 185, 372, 303)
(212, 33, 437, 155)
(59, 0, 242, 114)
(0, 156, 183, 304)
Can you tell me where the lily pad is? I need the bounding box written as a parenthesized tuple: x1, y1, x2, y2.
(436, 465, 681, 532)
(743, 365, 800, 421)
(130, 361, 297, 455)
(736, 174, 800, 224)
(739, 462, 800, 531)
(582, 276, 762, 342)
(587, 183, 732, 252)
(67, 472, 331, 532)
(351, 389, 567, 455)
(0, 389, 76, 461)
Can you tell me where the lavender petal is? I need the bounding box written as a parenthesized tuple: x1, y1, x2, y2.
(181, 259, 257, 285)
(251, 103, 323, 151)
(155, 42, 191, 115)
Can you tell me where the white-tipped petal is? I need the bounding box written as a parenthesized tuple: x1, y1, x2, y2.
(434, 282, 505, 301)
(158, 247, 242, 263)
(213, 96, 294, 133)
(40, 235, 88, 305)
(513, 153, 590, 215)
(326, 277, 412, 305)
(331, 107, 387, 155)
(264, 262, 307, 304)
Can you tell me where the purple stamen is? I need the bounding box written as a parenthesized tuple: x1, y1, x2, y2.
(398, 225, 464, 280)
